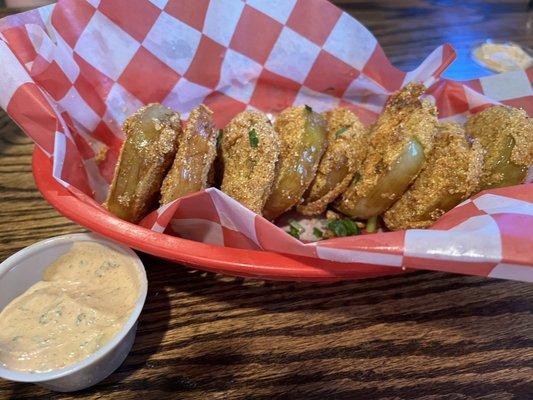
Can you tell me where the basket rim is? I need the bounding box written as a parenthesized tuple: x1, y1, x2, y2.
(31, 146, 402, 282)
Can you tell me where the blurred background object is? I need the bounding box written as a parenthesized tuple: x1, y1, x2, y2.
(1, 0, 531, 80)
(472, 40, 532, 72)
(333, 0, 532, 79)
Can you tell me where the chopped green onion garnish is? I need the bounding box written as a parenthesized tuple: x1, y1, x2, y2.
(289, 219, 304, 232)
(327, 219, 360, 237)
(288, 220, 304, 239)
(248, 128, 259, 148)
(335, 127, 348, 138)
(288, 226, 300, 238)
(313, 227, 323, 239)
(305, 104, 313, 113)
(366, 215, 378, 233)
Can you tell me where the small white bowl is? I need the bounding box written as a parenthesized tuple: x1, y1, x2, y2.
(0, 233, 148, 392)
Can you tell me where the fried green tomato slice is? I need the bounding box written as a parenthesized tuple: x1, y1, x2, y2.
(160, 105, 217, 205)
(263, 106, 328, 220)
(335, 83, 438, 219)
(220, 111, 280, 215)
(105, 103, 181, 223)
(383, 123, 484, 230)
(465, 105, 533, 190)
(297, 108, 368, 216)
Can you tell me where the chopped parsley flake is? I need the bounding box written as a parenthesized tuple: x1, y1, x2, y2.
(327, 219, 360, 237)
(39, 313, 50, 325)
(76, 313, 87, 326)
(248, 128, 259, 148)
(351, 172, 361, 185)
(305, 104, 313, 113)
(335, 127, 348, 138)
(313, 227, 323, 239)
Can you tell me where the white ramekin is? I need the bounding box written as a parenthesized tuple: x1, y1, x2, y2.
(0, 233, 148, 392)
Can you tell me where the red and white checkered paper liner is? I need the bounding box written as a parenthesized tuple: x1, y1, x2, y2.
(0, 0, 531, 282)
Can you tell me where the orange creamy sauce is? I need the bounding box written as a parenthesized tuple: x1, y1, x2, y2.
(0, 242, 140, 373)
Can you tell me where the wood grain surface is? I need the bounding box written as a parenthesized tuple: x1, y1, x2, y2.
(1, 1, 532, 399)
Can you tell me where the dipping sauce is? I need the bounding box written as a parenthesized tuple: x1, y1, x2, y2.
(473, 42, 532, 73)
(0, 242, 141, 373)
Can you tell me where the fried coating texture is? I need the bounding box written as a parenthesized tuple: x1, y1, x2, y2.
(336, 83, 438, 219)
(160, 105, 217, 205)
(263, 106, 327, 220)
(220, 111, 280, 215)
(297, 108, 368, 216)
(465, 105, 533, 189)
(105, 103, 181, 223)
(384, 123, 484, 230)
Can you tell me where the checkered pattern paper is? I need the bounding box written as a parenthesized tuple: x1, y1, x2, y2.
(0, 0, 531, 282)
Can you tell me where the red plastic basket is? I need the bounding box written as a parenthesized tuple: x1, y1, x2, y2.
(32, 146, 403, 282)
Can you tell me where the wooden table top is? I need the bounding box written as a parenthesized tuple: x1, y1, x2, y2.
(1, 1, 532, 399)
